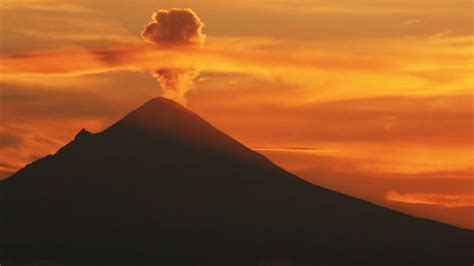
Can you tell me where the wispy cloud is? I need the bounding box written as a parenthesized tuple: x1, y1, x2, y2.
(0, 0, 94, 13)
(154, 0, 470, 15)
(386, 191, 474, 208)
(253, 147, 340, 154)
(2, 34, 472, 103)
(401, 19, 421, 26)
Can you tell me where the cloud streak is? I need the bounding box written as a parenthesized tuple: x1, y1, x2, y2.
(0, 35, 472, 103)
(386, 191, 474, 208)
(0, 42, 396, 79)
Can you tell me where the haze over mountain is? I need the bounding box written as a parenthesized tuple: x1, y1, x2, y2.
(1, 97, 472, 265)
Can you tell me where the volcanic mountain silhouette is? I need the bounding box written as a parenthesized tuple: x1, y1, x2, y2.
(1, 97, 472, 265)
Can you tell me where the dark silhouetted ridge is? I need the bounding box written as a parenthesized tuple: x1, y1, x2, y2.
(74, 128, 92, 141)
(1, 97, 472, 265)
(105, 96, 274, 168)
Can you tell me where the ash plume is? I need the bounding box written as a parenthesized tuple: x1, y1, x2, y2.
(142, 8, 205, 103)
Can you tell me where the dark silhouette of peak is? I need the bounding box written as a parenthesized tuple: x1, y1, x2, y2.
(1, 97, 472, 265)
(74, 128, 93, 141)
(106, 96, 271, 166)
(115, 97, 206, 131)
(113, 97, 229, 140)
(116, 97, 200, 131)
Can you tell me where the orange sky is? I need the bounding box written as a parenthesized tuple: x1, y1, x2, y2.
(0, 0, 472, 228)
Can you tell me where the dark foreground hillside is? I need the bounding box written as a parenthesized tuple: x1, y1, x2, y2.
(1, 97, 472, 265)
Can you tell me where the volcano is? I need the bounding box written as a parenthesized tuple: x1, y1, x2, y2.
(1, 97, 472, 265)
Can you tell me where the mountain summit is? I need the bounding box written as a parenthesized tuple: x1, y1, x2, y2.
(106, 97, 270, 165)
(1, 97, 472, 265)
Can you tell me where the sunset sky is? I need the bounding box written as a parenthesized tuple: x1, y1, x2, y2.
(0, 0, 472, 228)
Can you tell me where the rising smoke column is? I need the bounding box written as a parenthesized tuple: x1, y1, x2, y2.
(142, 8, 205, 103)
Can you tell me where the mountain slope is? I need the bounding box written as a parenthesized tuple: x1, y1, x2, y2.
(1, 97, 472, 265)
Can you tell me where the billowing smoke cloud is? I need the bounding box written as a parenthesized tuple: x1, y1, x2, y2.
(142, 8, 205, 46)
(142, 8, 205, 103)
(152, 68, 199, 98)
